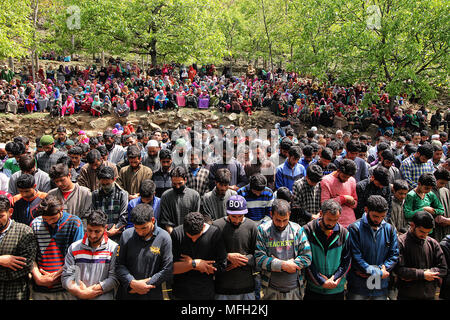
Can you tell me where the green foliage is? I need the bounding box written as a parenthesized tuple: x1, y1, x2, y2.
(0, 0, 447, 105)
(0, 0, 33, 59)
(287, 0, 449, 104)
(44, 0, 227, 65)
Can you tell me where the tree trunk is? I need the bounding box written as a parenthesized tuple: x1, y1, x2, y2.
(261, 0, 274, 72)
(35, 51, 39, 74)
(149, 39, 157, 66)
(290, 43, 293, 63)
(101, 51, 105, 67)
(31, 0, 39, 83)
(71, 34, 75, 51)
(31, 51, 36, 83)
(8, 57, 14, 72)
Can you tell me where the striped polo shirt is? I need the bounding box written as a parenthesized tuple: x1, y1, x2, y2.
(237, 185, 274, 221)
(61, 233, 119, 300)
(31, 211, 84, 292)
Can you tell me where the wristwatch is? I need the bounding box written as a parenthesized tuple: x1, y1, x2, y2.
(192, 260, 197, 269)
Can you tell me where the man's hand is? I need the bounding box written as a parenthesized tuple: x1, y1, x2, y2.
(227, 253, 248, 267)
(281, 259, 301, 274)
(107, 224, 125, 237)
(36, 268, 62, 287)
(180, 254, 216, 274)
(129, 194, 139, 200)
(381, 265, 390, 279)
(344, 195, 356, 206)
(423, 269, 440, 281)
(422, 207, 436, 215)
(73, 281, 104, 299)
(129, 278, 155, 295)
(320, 274, 341, 289)
(195, 259, 217, 275)
(0, 255, 27, 271)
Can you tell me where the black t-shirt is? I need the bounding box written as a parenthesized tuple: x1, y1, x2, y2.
(171, 224, 227, 300)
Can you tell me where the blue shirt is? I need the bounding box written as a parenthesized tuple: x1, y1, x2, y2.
(347, 213, 399, 297)
(400, 155, 435, 189)
(299, 158, 317, 171)
(334, 156, 368, 183)
(126, 196, 161, 229)
(275, 160, 306, 191)
(190, 167, 200, 177)
(237, 185, 274, 221)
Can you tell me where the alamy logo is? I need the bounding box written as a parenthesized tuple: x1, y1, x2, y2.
(366, 272, 382, 290)
(366, 5, 381, 31)
(67, 6, 81, 30)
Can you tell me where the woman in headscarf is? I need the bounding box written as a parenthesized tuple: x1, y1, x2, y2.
(81, 92, 93, 112)
(24, 88, 37, 113)
(126, 88, 138, 112)
(393, 108, 406, 129)
(198, 89, 210, 109)
(188, 65, 197, 82)
(61, 95, 75, 117)
(176, 85, 186, 108)
(77, 131, 89, 145)
(102, 95, 112, 114)
(91, 95, 102, 117)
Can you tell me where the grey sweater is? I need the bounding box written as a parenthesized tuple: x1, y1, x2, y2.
(159, 187, 201, 229)
(8, 169, 51, 196)
(48, 183, 92, 228)
(200, 187, 236, 220)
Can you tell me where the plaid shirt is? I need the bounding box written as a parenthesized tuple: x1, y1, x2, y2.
(0, 220, 37, 300)
(35, 150, 66, 174)
(186, 167, 210, 196)
(291, 177, 321, 225)
(91, 183, 129, 228)
(400, 155, 435, 189)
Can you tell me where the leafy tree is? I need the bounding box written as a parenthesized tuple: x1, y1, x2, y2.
(0, 0, 33, 59)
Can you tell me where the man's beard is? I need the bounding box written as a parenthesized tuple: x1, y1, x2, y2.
(0, 218, 9, 233)
(230, 221, 241, 229)
(320, 219, 334, 230)
(173, 185, 186, 194)
(367, 214, 381, 227)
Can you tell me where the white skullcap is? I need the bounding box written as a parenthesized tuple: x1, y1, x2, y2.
(146, 140, 159, 148)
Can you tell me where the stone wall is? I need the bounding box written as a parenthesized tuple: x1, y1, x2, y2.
(0, 109, 286, 144)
